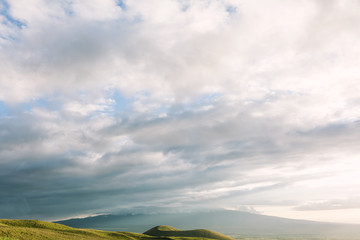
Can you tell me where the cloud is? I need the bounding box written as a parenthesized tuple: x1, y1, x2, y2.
(295, 198, 360, 211)
(1, 0, 360, 222)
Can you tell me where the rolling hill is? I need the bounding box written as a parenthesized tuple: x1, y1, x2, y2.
(0, 219, 233, 240)
(0, 219, 151, 240)
(143, 225, 233, 240)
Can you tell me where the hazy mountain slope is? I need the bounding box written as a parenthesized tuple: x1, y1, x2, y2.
(56, 210, 360, 237)
(143, 225, 233, 240)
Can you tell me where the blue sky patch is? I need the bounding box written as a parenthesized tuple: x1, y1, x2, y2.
(0, 0, 26, 29)
(0, 101, 9, 116)
(116, 0, 126, 10)
(13, 97, 56, 114)
(110, 90, 130, 113)
(226, 5, 237, 15)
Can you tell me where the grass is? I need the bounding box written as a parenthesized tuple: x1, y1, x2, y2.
(0, 220, 354, 240)
(143, 225, 233, 240)
(0, 219, 162, 240)
(0, 220, 233, 240)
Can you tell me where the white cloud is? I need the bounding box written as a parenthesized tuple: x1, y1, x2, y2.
(63, 98, 114, 116)
(1, 0, 360, 223)
(295, 197, 360, 211)
(71, 0, 122, 20)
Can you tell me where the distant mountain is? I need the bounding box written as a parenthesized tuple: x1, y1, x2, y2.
(56, 210, 360, 238)
(144, 225, 233, 240)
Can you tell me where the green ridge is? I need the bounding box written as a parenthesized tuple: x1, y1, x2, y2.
(0, 219, 153, 240)
(0, 220, 233, 240)
(143, 225, 233, 240)
(155, 226, 180, 232)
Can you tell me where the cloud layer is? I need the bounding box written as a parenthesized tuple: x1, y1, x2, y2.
(1, 0, 360, 223)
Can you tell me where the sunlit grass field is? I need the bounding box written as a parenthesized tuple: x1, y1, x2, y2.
(0, 219, 195, 240)
(0, 219, 357, 240)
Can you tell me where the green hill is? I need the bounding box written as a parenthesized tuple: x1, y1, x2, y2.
(0, 219, 233, 240)
(143, 225, 233, 240)
(0, 219, 157, 240)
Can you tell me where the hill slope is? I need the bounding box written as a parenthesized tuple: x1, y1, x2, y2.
(0, 219, 233, 240)
(144, 225, 233, 240)
(0, 219, 150, 240)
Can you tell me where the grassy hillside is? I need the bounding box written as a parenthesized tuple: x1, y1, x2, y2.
(0, 219, 233, 240)
(143, 225, 233, 240)
(0, 219, 149, 240)
(0, 219, 357, 240)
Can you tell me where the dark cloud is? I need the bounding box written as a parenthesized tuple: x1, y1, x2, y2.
(1, 98, 359, 220)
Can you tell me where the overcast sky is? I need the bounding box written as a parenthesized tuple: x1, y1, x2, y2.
(1, 0, 360, 224)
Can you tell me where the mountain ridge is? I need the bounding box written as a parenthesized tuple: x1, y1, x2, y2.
(56, 209, 360, 237)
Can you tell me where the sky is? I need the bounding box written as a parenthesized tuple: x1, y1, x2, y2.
(1, 0, 360, 224)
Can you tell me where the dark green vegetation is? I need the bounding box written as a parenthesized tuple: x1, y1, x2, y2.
(0, 219, 233, 240)
(144, 225, 233, 240)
